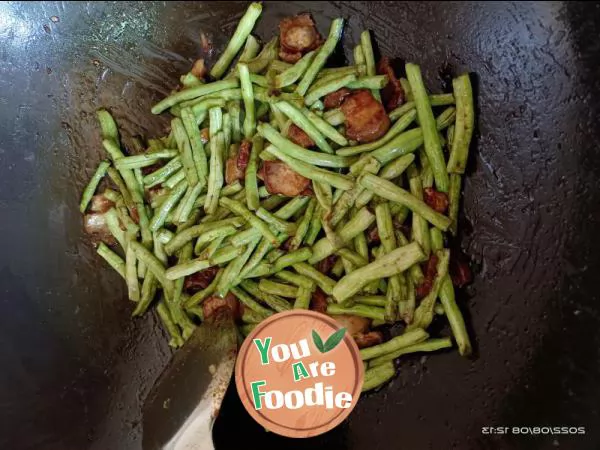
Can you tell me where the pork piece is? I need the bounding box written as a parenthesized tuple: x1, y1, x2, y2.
(259, 160, 311, 196)
(88, 194, 114, 214)
(225, 139, 252, 185)
(279, 14, 322, 63)
(226, 156, 244, 185)
(332, 314, 369, 335)
(423, 187, 449, 214)
(450, 251, 472, 288)
(84, 213, 111, 239)
(200, 128, 210, 144)
(310, 287, 329, 314)
(202, 293, 241, 321)
(317, 254, 338, 275)
(416, 254, 439, 299)
(353, 331, 384, 349)
(377, 56, 404, 111)
(367, 226, 380, 245)
(340, 89, 390, 143)
(190, 58, 207, 79)
(287, 124, 315, 148)
(184, 266, 219, 293)
(323, 88, 351, 110)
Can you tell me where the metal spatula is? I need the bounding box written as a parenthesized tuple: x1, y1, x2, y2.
(142, 314, 238, 450)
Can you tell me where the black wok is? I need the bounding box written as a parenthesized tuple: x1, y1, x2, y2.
(1, 2, 599, 449)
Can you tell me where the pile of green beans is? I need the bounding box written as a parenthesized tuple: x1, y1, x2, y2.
(79, 2, 475, 393)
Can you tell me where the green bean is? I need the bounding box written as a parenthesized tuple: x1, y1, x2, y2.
(97, 242, 126, 279)
(175, 181, 203, 224)
(330, 157, 379, 226)
(293, 262, 336, 295)
(305, 73, 357, 106)
(231, 286, 274, 317)
(157, 301, 184, 348)
(389, 102, 417, 125)
(264, 145, 354, 191)
(217, 237, 261, 296)
(164, 169, 186, 189)
(245, 135, 261, 210)
(165, 217, 243, 255)
(113, 150, 177, 171)
(227, 101, 242, 144)
(326, 303, 384, 321)
(103, 208, 126, 250)
(180, 72, 203, 88)
(353, 295, 386, 307)
(323, 108, 344, 127)
(305, 205, 324, 246)
(297, 18, 344, 96)
(362, 362, 395, 392)
(244, 36, 279, 74)
(410, 249, 450, 329)
(184, 269, 224, 309)
(258, 279, 298, 298)
(80, 161, 110, 213)
(375, 202, 402, 320)
(274, 270, 314, 289)
(132, 272, 158, 316)
(430, 93, 455, 106)
(346, 75, 388, 90)
(165, 245, 244, 280)
(359, 30, 381, 101)
(205, 132, 225, 214)
(350, 128, 424, 175)
(406, 164, 431, 256)
(359, 174, 451, 230)
(150, 179, 188, 231)
(130, 241, 174, 299)
(438, 277, 471, 356)
(143, 157, 182, 187)
(293, 284, 314, 310)
(369, 338, 453, 368)
(448, 173, 462, 235)
(181, 107, 208, 187)
(247, 73, 268, 88)
(268, 59, 292, 73)
(436, 106, 456, 131)
(195, 227, 239, 254)
(271, 248, 312, 273)
(237, 63, 255, 138)
(209, 2, 263, 79)
(447, 74, 474, 173)
(225, 34, 261, 79)
(259, 123, 352, 168)
(152, 79, 239, 114)
(256, 207, 296, 235)
(172, 241, 193, 305)
(360, 328, 429, 361)
(336, 248, 367, 268)
(156, 228, 175, 245)
(406, 63, 449, 192)
(333, 242, 424, 302)
(288, 198, 316, 250)
(276, 101, 333, 154)
(337, 110, 417, 156)
(303, 108, 348, 146)
(309, 207, 375, 264)
(241, 280, 291, 312)
(187, 97, 228, 118)
(274, 51, 316, 88)
(220, 197, 279, 245)
(97, 109, 119, 143)
(430, 227, 444, 252)
(240, 323, 257, 336)
(103, 143, 143, 204)
(209, 106, 223, 138)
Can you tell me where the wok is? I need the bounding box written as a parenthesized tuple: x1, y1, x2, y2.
(1, 1, 599, 449)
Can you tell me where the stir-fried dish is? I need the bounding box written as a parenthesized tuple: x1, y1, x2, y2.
(80, 2, 475, 392)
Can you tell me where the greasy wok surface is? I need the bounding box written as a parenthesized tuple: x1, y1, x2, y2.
(1, 2, 599, 449)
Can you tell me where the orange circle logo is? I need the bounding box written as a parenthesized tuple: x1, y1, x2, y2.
(235, 310, 364, 438)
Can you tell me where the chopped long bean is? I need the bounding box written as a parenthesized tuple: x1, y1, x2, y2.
(80, 161, 110, 213)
